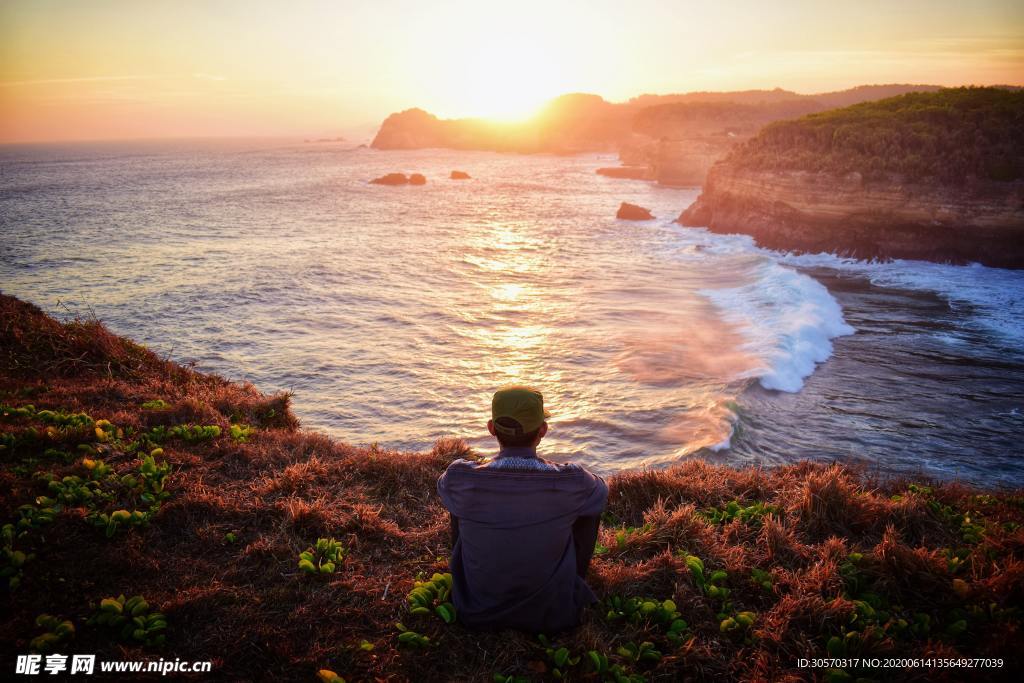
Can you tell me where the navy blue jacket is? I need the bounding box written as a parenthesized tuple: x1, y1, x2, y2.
(436, 447, 608, 633)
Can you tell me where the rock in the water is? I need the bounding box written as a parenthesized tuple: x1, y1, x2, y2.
(450, 170, 471, 180)
(409, 173, 427, 185)
(370, 173, 409, 185)
(616, 202, 654, 220)
(596, 166, 650, 180)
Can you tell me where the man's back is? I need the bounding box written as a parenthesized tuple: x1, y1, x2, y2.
(437, 447, 608, 633)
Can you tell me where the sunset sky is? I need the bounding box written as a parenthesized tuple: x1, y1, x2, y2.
(1, 0, 1022, 143)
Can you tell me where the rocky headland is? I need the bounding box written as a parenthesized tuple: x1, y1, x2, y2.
(372, 86, 941, 186)
(679, 88, 1024, 267)
(371, 94, 629, 154)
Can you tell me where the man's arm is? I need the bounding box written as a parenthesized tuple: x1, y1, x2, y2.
(449, 513, 460, 548)
(572, 471, 609, 578)
(572, 513, 600, 578)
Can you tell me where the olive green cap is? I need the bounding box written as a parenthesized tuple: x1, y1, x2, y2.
(491, 385, 550, 436)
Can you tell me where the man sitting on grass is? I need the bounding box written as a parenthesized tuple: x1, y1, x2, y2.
(437, 385, 608, 633)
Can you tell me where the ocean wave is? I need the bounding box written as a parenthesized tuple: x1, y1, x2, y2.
(700, 259, 855, 392)
(776, 252, 1024, 348)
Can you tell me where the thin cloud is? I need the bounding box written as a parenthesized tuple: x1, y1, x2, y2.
(0, 73, 230, 88)
(0, 75, 153, 88)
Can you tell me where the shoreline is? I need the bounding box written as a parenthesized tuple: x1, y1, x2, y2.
(6, 226, 1022, 489)
(720, 264, 1024, 489)
(1, 293, 1021, 681)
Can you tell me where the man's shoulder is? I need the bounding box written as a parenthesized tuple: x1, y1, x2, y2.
(437, 457, 608, 513)
(444, 457, 587, 474)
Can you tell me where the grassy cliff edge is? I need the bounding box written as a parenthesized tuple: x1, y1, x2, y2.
(678, 88, 1024, 268)
(1, 293, 1021, 681)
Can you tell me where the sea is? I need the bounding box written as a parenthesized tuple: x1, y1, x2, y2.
(2, 139, 1022, 486)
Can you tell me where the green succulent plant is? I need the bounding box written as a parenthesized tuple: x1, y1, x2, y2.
(610, 523, 652, 550)
(298, 537, 346, 575)
(720, 610, 756, 633)
(493, 674, 529, 683)
(94, 419, 120, 443)
(41, 447, 74, 463)
(665, 616, 690, 645)
(750, 567, 773, 592)
(683, 553, 730, 601)
(171, 424, 221, 442)
(394, 622, 430, 648)
(699, 499, 779, 526)
(68, 450, 172, 537)
(41, 471, 111, 506)
(602, 594, 689, 644)
(29, 614, 75, 653)
(1, 523, 34, 590)
(87, 508, 152, 537)
(616, 641, 662, 665)
(536, 634, 580, 679)
(229, 424, 254, 443)
(145, 424, 221, 445)
(1, 404, 94, 432)
(0, 403, 38, 419)
(136, 452, 171, 506)
(586, 651, 646, 683)
(36, 409, 94, 429)
(407, 572, 456, 623)
(88, 594, 167, 647)
(81, 456, 114, 480)
(15, 502, 57, 532)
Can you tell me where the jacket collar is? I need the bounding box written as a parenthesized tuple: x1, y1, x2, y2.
(496, 445, 538, 459)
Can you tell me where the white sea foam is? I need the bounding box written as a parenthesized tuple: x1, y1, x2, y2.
(777, 252, 1024, 347)
(700, 259, 855, 393)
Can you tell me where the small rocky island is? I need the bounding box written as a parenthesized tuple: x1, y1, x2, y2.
(369, 172, 427, 186)
(617, 202, 654, 220)
(678, 88, 1024, 268)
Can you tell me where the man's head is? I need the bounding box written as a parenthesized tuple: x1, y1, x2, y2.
(487, 384, 550, 448)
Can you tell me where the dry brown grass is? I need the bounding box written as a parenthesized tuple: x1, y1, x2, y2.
(1, 293, 1022, 681)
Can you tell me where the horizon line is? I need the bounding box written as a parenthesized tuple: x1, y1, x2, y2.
(3, 81, 1022, 146)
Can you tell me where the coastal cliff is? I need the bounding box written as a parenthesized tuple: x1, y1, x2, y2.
(680, 167, 1024, 266)
(631, 86, 940, 187)
(2, 294, 1023, 681)
(2, 293, 1022, 680)
(679, 88, 1024, 267)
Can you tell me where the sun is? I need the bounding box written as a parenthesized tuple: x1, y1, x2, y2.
(451, 38, 572, 121)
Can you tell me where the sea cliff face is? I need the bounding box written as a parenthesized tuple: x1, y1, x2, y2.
(612, 136, 740, 187)
(653, 138, 737, 187)
(679, 166, 1024, 268)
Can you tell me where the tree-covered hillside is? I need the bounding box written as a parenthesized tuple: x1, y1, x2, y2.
(728, 87, 1024, 183)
